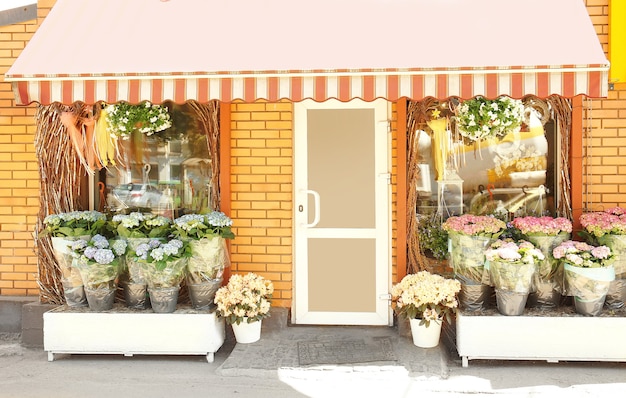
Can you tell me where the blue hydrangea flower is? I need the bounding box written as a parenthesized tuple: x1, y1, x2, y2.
(111, 239, 127, 256)
(93, 249, 115, 264)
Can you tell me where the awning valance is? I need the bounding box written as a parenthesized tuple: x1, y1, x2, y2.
(5, 0, 610, 105)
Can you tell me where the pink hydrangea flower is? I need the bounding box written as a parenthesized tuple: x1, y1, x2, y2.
(441, 214, 506, 236)
(511, 216, 572, 236)
(580, 211, 626, 237)
(552, 240, 613, 268)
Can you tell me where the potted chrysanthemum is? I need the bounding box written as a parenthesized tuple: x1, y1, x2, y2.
(552, 240, 615, 316)
(110, 212, 172, 309)
(442, 214, 507, 311)
(511, 216, 573, 308)
(580, 208, 626, 309)
(42, 210, 107, 307)
(70, 234, 127, 311)
(130, 238, 190, 313)
(485, 239, 544, 316)
(454, 96, 525, 145)
(172, 211, 235, 310)
(391, 271, 461, 348)
(214, 273, 274, 344)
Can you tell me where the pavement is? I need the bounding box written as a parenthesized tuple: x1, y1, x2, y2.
(0, 308, 625, 397)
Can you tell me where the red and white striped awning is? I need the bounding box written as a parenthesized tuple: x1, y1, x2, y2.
(5, 0, 609, 105)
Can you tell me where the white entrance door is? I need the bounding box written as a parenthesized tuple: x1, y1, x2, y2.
(293, 99, 392, 326)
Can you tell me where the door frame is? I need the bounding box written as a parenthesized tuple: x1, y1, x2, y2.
(292, 98, 393, 325)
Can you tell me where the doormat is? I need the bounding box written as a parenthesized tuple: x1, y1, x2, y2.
(297, 337, 396, 366)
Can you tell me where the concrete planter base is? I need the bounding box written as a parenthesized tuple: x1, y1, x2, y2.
(456, 312, 626, 367)
(44, 305, 225, 363)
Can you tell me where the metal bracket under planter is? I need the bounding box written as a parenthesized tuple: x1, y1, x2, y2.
(456, 312, 626, 367)
(44, 305, 225, 363)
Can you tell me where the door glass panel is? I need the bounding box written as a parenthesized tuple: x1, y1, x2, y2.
(308, 239, 376, 312)
(307, 109, 375, 229)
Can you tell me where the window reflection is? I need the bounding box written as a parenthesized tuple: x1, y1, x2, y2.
(97, 102, 212, 218)
(417, 109, 557, 219)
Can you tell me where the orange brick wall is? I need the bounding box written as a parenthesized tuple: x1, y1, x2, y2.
(0, 1, 55, 296)
(584, 0, 626, 210)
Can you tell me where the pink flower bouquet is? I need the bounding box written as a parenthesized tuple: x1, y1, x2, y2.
(485, 239, 544, 293)
(442, 214, 506, 237)
(553, 240, 616, 315)
(552, 240, 613, 269)
(443, 215, 506, 287)
(580, 209, 626, 238)
(511, 216, 572, 236)
(511, 216, 572, 285)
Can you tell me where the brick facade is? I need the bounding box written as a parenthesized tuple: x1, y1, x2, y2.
(0, 0, 620, 301)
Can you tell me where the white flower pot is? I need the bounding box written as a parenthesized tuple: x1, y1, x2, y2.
(409, 318, 442, 348)
(232, 318, 262, 344)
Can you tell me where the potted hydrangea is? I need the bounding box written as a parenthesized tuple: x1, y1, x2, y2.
(553, 240, 615, 316)
(70, 234, 127, 311)
(172, 211, 235, 310)
(454, 96, 525, 145)
(130, 238, 190, 313)
(442, 214, 507, 311)
(511, 216, 573, 308)
(580, 207, 626, 309)
(391, 271, 461, 348)
(110, 212, 172, 309)
(214, 273, 274, 344)
(485, 239, 545, 316)
(42, 210, 107, 307)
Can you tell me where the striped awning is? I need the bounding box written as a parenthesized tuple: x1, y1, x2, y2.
(5, 0, 610, 105)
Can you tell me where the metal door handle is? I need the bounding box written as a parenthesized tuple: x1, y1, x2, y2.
(305, 189, 320, 228)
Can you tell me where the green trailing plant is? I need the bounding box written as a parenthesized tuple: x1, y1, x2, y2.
(417, 214, 449, 260)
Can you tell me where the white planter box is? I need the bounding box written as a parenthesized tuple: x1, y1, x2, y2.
(456, 312, 626, 367)
(44, 305, 225, 363)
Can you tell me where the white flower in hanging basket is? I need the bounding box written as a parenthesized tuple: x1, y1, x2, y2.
(455, 96, 525, 144)
(105, 101, 172, 139)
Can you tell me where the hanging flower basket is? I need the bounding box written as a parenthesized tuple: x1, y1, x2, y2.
(455, 96, 525, 144)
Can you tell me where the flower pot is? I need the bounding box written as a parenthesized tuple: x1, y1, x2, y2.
(574, 295, 606, 316)
(526, 232, 570, 295)
(187, 278, 222, 311)
(596, 234, 626, 309)
(148, 286, 179, 313)
(120, 279, 149, 309)
(232, 318, 262, 344)
(563, 264, 614, 301)
(495, 289, 528, 316)
(449, 234, 492, 285)
(409, 318, 442, 348)
(458, 282, 494, 312)
(124, 238, 151, 285)
(527, 281, 562, 309)
(61, 280, 88, 308)
(52, 236, 90, 307)
(187, 237, 229, 283)
(84, 286, 116, 311)
(605, 278, 626, 310)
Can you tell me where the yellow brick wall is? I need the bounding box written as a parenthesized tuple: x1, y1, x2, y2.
(228, 101, 294, 307)
(0, 1, 55, 296)
(584, 0, 626, 210)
